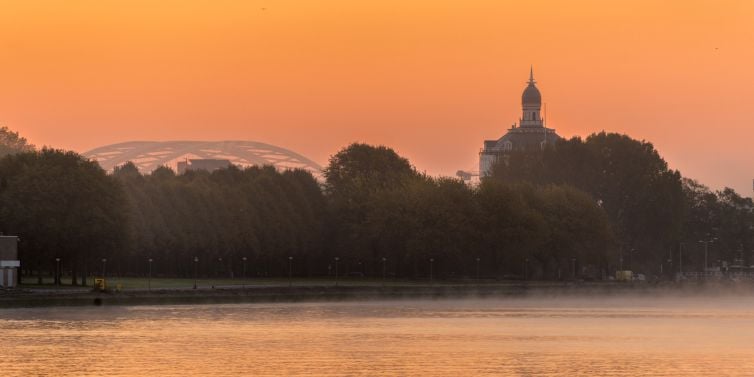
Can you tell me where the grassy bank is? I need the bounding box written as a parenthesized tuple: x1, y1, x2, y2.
(19, 276, 440, 290)
(4, 277, 752, 309)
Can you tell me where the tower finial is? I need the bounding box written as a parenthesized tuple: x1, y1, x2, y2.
(529, 66, 535, 85)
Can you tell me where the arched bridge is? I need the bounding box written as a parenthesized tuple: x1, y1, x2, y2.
(83, 140, 322, 176)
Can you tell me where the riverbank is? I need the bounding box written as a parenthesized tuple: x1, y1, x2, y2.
(2, 280, 753, 308)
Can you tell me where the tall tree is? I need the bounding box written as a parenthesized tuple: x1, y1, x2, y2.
(490, 132, 684, 273)
(324, 143, 422, 271)
(0, 149, 129, 284)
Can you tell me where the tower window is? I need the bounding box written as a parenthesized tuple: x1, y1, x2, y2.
(503, 141, 513, 151)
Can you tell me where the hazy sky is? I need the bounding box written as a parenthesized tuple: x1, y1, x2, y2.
(1, 0, 752, 195)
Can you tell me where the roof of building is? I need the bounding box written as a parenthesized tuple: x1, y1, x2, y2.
(481, 67, 560, 154)
(83, 140, 322, 176)
(521, 67, 542, 106)
(483, 127, 560, 152)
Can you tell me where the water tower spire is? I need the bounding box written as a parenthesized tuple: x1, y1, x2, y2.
(520, 67, 542, 128)
(529, 65, 535, 85)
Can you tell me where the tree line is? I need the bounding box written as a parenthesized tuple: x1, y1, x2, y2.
(0, 127, 751, 283)
(491, 132, 754, 275)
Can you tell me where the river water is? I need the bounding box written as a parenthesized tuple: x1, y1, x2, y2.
(2, 295, 754, 376)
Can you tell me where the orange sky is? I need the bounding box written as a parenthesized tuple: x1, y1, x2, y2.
(1, 0, 752, 195)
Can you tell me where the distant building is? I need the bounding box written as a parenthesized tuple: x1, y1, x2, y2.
(479, 68, 561, 177)
(0, 236, 20, 288)
(177, 159, 232, 174)
(83, 140, 323, 178)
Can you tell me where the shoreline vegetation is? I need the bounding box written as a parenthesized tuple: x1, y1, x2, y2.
(1, 129, 752, 290)
(3, 279, 754, 308)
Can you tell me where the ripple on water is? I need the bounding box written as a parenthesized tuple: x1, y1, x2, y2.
(2, 299, 754, 376)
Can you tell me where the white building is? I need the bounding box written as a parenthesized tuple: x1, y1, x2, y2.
(0, 236, 20, 288)
(479, 68, 561, 177)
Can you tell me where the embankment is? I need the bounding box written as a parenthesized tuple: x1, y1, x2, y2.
(2, 280, 752, 308)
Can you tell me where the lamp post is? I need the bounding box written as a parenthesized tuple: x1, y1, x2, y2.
(698, 240, 715, 276)
(429, 258, 434, 284)
(476, 257, 481, 281)
(242, 256, 248, 279)
(217, 257, 223, 279)
(629, 249, 636, 271)
(193, 256, 198, 289)
(619, 248, 624, 271)
(737, 244, 744, 272)
(55, 257, 61, 286)
(288, 256, 293, 287)
(334, 257, 340, 286)
(101, 258, 107, 280)
(382, 257, 387, 285)
(148, 258, 153, 291)
(734, 246, 745, 273)
(571, 257, 577, 280)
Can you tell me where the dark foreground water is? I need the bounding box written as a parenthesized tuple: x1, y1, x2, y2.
(2, 295, 754, 376)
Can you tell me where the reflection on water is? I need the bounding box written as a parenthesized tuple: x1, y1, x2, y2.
(2, 296, 754, 376)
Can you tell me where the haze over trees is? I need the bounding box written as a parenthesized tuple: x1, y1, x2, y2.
(491, 132, 752, 274)
(0, 126, 751, 282)
(113, 162, 326, 278)
(323, 143, 612, 279)
(681, 179, 754, 269)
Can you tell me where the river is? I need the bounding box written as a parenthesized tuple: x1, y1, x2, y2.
(2, 295, 754, 376)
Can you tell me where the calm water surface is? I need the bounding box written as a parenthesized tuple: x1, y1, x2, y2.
(2, 296, 754, 376)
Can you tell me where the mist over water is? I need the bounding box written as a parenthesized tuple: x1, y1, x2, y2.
(2, 295, 754, 376)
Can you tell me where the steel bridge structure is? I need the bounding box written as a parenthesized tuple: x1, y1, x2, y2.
(83, 140, 322, 176)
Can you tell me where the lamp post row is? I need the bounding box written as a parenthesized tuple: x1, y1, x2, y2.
(44, 255, 525, 288)
(44, 242, 751, 289)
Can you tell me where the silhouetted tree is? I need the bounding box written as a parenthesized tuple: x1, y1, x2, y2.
(0, 126, 35, 157)
(0, 149, 129, 284)
(490, 132, 684, 273)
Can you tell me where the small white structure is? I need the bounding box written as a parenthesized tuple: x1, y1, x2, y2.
(0, 236, 20, 288)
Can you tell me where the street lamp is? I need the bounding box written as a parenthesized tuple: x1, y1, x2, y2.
(619, 250, 624, 271)
(698, 239, 716, 275)
(101, 258, 107, 280)
(242, 256, 248, 279)
(571, 257, 577, 280)
(382, 257, 387, 285)
(629, 249, 636, 271)
(193, 256, 198, 289)
(288, 256, 293, 287)
(737, 244, 744, 271)
(429, 258, 434, 284)
(217, 257, 223, 278)
(55, 257, 61, 286)
(334, 257, 340, 286)
(148, 258, 153, 291)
